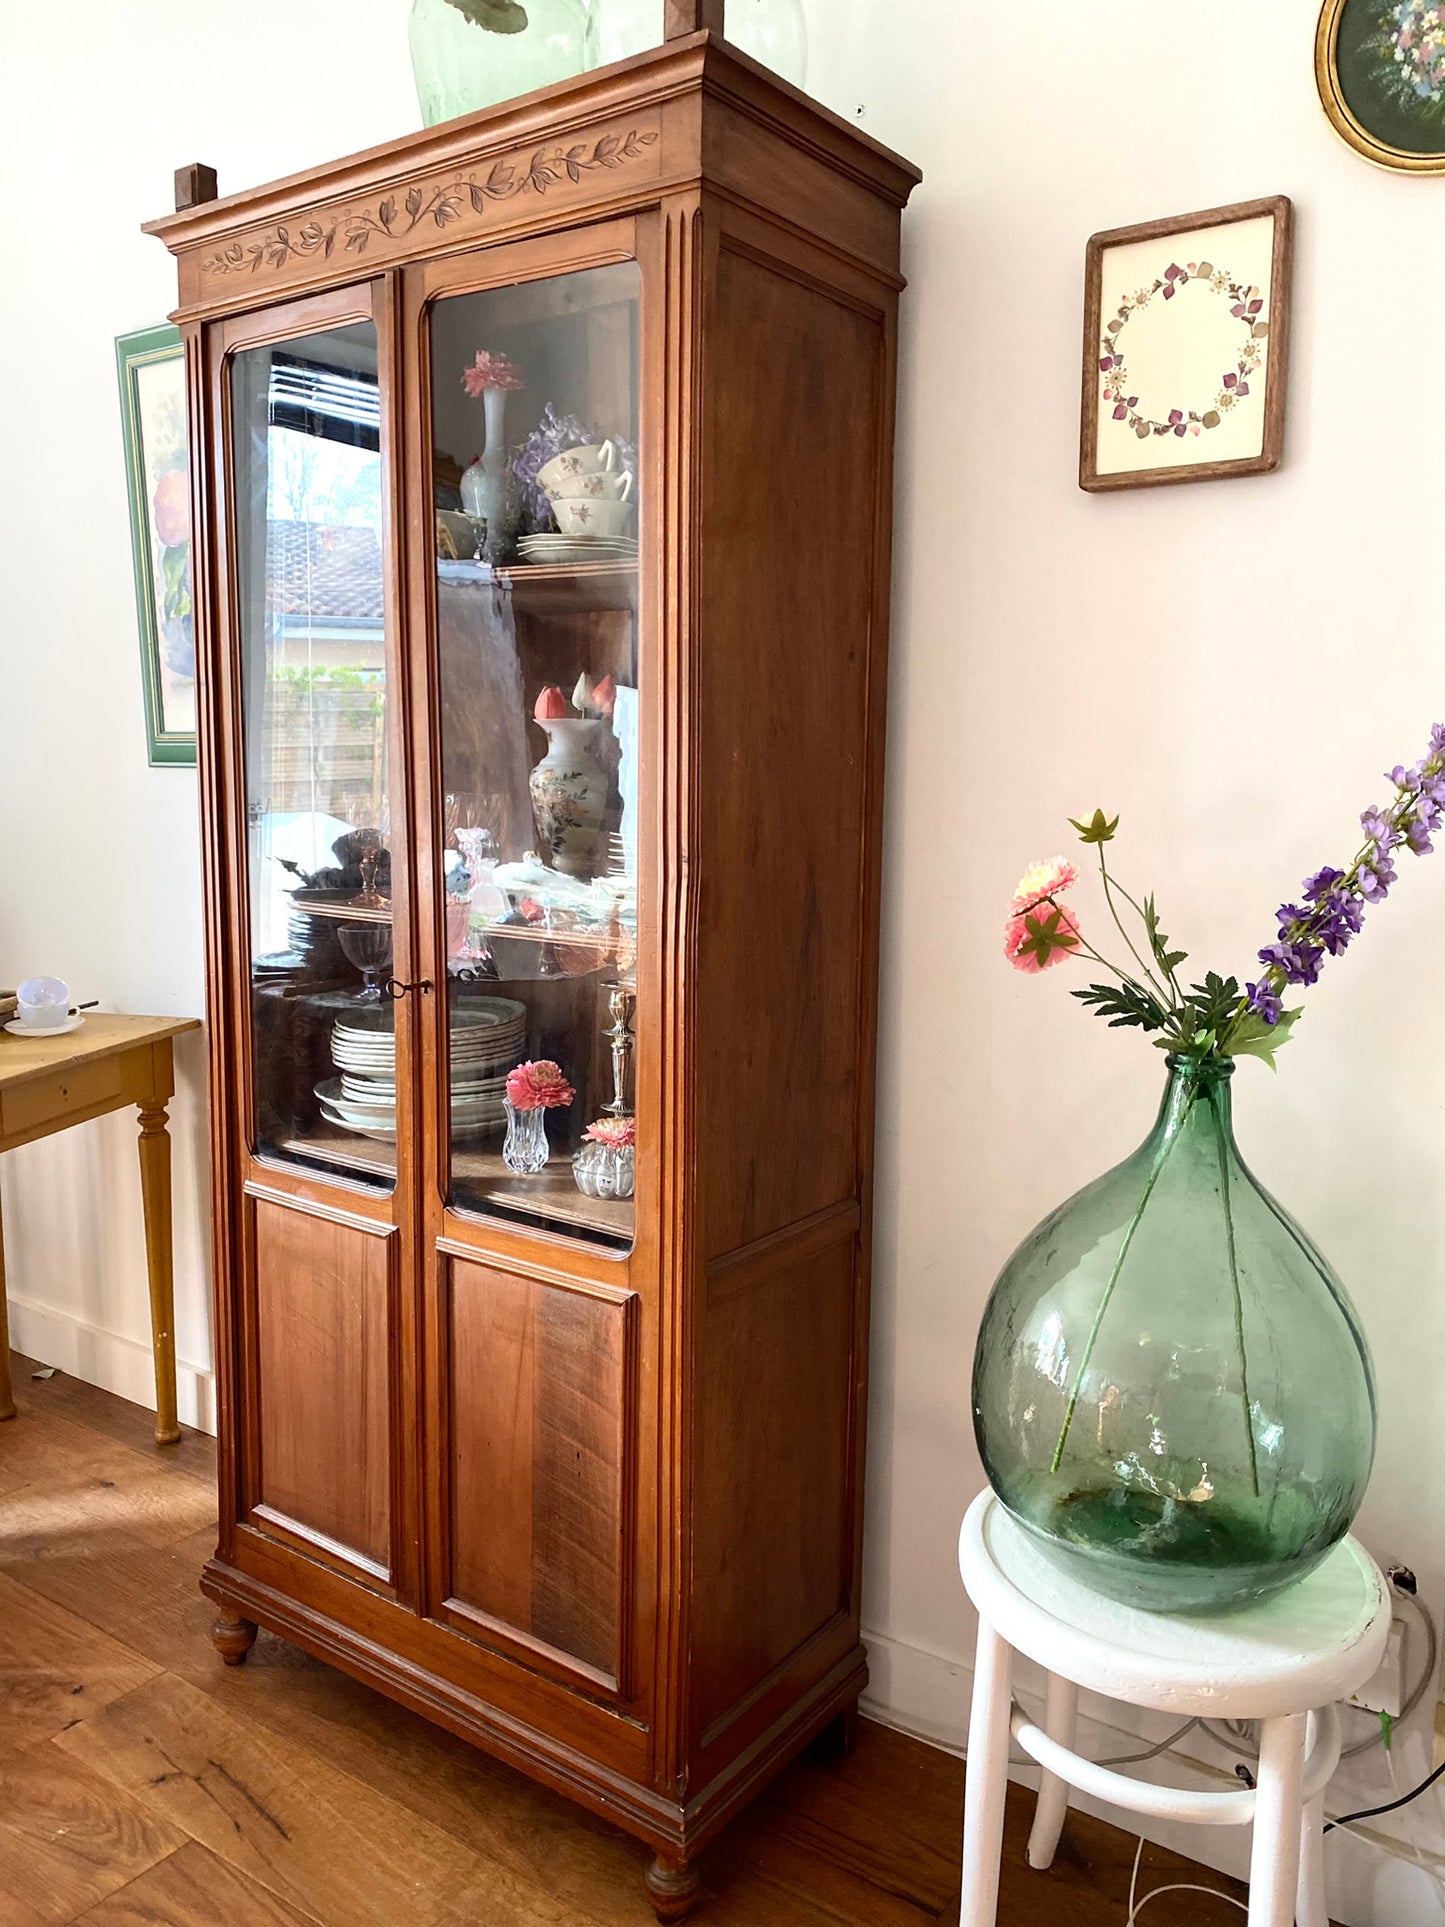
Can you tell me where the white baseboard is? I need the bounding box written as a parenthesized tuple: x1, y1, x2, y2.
(859, 1625, 1445, 1927)
(7, 1294, 217, 1436)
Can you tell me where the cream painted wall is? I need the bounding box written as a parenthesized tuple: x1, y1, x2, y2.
(2, 2, 1443, 1915)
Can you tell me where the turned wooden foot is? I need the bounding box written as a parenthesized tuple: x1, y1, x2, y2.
(645, 1852, 702, 1922)
(210, 1612, 258, 1666)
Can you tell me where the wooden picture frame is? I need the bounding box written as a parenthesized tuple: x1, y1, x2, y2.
(1079, 196, 1293, 494)
(116, 322, 196, 766)
(1316, 0, 1445, 173)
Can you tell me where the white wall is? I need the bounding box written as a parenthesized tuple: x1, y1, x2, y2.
(3, 3, 1444, 1916)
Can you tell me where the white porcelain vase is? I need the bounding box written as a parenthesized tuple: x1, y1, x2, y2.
(529, 717, 609, 876)
(460, 384, 511, 554)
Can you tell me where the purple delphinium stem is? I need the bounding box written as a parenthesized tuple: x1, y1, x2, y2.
(1240, 726, 1445, 1030)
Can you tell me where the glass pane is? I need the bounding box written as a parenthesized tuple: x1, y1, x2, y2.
(429, 263, 640, 1253)
(231, 321, 398, 1191)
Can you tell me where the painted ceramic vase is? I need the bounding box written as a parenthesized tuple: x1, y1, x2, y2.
(972, 1056, 1376, 1613)
(408, 0, 597, 126)
(460, 385, 512, 556)
(529, 717, 609, 876)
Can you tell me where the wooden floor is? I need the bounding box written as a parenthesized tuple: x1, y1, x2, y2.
(0, 1353, 1255, 1926)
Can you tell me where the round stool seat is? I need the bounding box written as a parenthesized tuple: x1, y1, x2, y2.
(961, 1491, 1390, 1720)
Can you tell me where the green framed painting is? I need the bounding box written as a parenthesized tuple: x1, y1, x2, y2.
(1317, 0, 1445, 171)
(116, 323, 196, 766)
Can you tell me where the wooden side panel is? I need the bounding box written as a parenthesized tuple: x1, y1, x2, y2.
(694, 1239, 855, 1734)
(446, 1257, 632, 1681)
(695, 242, 885, 1255)
(251, 1196, 394, 1575)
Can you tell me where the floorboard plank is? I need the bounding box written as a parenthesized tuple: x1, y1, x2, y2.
(7, 1359, 216, 1485)
(52, 1672, 612, 1927)
(71, 1842, 326, 1927)
(0, 1741, 182, 1927)
(0, 1570, 159, 1748)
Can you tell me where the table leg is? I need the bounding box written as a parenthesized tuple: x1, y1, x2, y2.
(960, 1617, 1013, 1927)
(1248, 1711, 1307, 1927)
(1027, 1671, 1079, 1871)
(137, 1098, 181, 1445)
(0, 1187, 14, 1422)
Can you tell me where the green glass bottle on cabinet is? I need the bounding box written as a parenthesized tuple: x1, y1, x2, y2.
(972, 1056, 1376, 1613)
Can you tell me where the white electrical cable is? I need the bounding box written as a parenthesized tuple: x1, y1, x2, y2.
(1125, 1833, 1247, 1923)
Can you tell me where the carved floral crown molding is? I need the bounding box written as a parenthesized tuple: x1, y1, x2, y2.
(200, 126, 659, 280)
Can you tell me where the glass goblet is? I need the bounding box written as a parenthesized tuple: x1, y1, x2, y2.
(338, 922, 393, 1003)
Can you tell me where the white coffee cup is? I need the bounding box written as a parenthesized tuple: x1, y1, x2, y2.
(546, 469, 633, 503)
(537, 441, 616, 494)
(17, 975, 69, 1028)
(551, 496, 635, 538)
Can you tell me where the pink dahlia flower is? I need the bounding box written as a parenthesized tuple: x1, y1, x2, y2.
(461, 349, 524, 397)
(1009, 856, 1079, 917)
(505, 1060, 575, 1110)
(1005, 904, 1082, 973)
(583, 1115, 636, 1148)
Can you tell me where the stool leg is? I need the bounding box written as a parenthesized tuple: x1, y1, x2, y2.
(1248, 1712, 1307, 1927)
(1027, 1672, 1078, 1871)
(960, 1617, 1013, 1927)
(1295, 1789, 1328, 1927)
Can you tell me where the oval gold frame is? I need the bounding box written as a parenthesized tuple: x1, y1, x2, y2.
(1316, 0, 1445, 172)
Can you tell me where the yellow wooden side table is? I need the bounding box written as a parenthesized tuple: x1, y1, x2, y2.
(0, 1013, 201, 1442)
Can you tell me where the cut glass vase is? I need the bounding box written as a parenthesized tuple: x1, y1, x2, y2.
(972, 1056, 1376, 1612)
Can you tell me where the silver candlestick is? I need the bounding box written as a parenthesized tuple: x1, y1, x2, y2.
(603, 982, 635, 1117)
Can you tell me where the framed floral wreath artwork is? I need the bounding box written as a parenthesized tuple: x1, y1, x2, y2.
(1316, 0, 1445, 171)
(1079, 196, 1293, 494)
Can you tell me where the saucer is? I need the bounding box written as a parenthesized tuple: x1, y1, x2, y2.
(5, 1015, 84, 1038)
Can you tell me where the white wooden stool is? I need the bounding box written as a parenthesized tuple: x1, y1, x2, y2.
(957, 1490, 1390, 1927)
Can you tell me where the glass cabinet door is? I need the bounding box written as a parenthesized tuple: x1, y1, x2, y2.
(427, 262, 640, 1253)
(230, 320, 401, 1190)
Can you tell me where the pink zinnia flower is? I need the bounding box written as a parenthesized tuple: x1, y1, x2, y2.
(1009, 856, 1079, 917)
(461, 350, 524, 398)
(583, 1115, 636, 1148)
(1005, 904, 1082, 973)
(505, 1060, 575, 1111)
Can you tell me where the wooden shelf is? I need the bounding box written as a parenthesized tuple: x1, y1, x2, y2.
(278, 1125, 632, 1242)
(439, 558, 639, 615)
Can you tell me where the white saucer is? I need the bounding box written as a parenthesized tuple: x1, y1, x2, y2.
(5, 1015, 84, 1038)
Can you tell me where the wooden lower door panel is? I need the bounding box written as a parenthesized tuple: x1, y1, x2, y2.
(442, 1253, 634, 1686)
(248, 1191, 396, 1579)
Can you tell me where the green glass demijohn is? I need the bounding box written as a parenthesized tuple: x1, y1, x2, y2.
(972, 1055, 1376, 1613)
(409, 0, 598, 126)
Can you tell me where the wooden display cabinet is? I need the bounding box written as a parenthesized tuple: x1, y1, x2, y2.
(147, 12, 917, 1916)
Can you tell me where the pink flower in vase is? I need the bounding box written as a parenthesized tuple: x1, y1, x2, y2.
(505, 1060, 576, 1111)
(461, 350, 524, 398)
(583, 1115, 636, 1148)
(1008, 856, 1079, 917)
(1005, 903, 1083, 973)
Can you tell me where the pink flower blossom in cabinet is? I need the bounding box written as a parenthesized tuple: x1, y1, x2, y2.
(583, 1115, 636, 1148)
(505, 1060, 575, 1110)
(533, 684, 569, 721)
(461, 349, 523, 397)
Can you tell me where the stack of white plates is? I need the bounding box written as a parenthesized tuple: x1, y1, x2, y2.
(517, 532, 639, 567)
(321, 998, 527, 1140)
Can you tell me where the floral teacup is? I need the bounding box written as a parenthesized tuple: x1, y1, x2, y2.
(537, 440, 616, 493)
(551, 496, 634, 538)
(546, 469, 633, 503)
